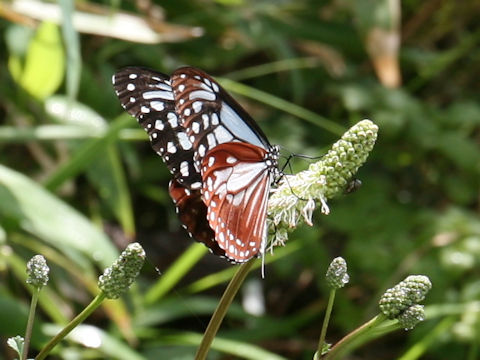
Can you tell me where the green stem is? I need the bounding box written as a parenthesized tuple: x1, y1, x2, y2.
(194, 259, 255, 360)
(315, 289, 336, 359)
(35, 292, 106, 360)
(324, 314, 387, 360)
(23, 287, 40, 360)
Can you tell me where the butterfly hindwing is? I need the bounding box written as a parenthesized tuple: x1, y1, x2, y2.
(200, 142, 273, 263)
(168, 180, 225, 257)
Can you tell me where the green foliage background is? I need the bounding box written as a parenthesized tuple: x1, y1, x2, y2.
(1, 0, 479, 359)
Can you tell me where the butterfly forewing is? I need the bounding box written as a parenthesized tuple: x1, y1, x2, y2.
(171, 67, 271, 171)
(201, 142, 275, 262)
(113, 68, 201, 189)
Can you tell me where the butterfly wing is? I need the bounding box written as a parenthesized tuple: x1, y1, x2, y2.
(113, 66, 278, 263)
(170, 67, 271, 171)
(168, 180, 224, 257)
(113, 67, 201, 189)
(201, 142, 273, 263)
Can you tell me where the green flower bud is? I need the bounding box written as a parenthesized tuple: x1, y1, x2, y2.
(398, 305, 425, 330)
(98, 243, 145, 299)
(379, 275, 431, 319)
(26, 255, 49, 288)
(401, 275, 432, 303)
(326, 257, 349, 289)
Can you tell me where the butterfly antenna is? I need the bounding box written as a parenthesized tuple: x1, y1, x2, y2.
(277, 148, 323, 201)
(280, 153, 294, 174)
(282, 172, 310, 202)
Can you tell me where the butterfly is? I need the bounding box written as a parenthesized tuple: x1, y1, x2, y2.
(112, 66, 279, 263)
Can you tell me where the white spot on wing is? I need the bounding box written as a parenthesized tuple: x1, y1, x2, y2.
(177, 132, 192, 150)
(167, 142, 177, 153)
(202, 114, 209, 128)
(207, 133, 216, 148)
(198, 144, 206, 157)
(213, 126, 233, 144)
(192, 122, 200, 134)
(189, 90, 216, 101)
(192, 181, 202, 189)
(211, 113, 219, 125)
(167, 113, 178, 128)
(192, 101, 203, 113)
(127, 83, 135, 91)
(180, 161, 189, 177)
(142, 90, 174, 100)
(226, 156, 237, 164)
(150, 101, 164, 111)
(155, 120, 164, 130)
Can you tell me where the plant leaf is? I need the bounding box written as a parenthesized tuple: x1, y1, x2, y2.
(0, 164, 118, 268)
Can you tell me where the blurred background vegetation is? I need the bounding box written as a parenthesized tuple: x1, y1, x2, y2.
(1, 0, 479, 359)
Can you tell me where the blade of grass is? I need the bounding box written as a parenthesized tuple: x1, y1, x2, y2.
(44, 114, 132, 191)
(145, 242, 208, 304)
(226, 57, 321, 81)
(86, 144, 135, 236)
(218, 78, 345, 135)
(0, 164, 118, 268)
(0, 125, 146, 142)
(182, 241, 301, 294)
(160, 331, 288, 360)
(59, 0, 81, 102)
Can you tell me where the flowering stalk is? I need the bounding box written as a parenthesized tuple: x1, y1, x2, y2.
(194, 259, 256, 360)
(323, 275, 431, 359)
(23, 255, 49, 360)
(315, 257, 350, 359)
(36, 243, 145, 360)
(35, 293, 106, 360)
(268, 119, 378, 248)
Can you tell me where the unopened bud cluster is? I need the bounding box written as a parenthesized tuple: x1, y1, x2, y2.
(326, 257, 349, 289)
(267, 120, 378, 247)
(26, 255, 49, 288)
(398, 304, 425, 330)
(98, 242, 145, 299)
(379, 275, 431, 329)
